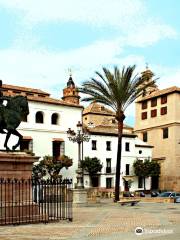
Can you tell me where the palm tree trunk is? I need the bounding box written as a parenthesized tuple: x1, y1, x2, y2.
(114, 112, 125, 202)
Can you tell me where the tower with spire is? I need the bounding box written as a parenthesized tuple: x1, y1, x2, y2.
(62, 73, 80, 104)
(141, 64, 158, 96)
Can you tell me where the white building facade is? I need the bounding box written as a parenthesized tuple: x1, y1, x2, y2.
(83, 129, 152, 192)
(82, 102, 153, 192)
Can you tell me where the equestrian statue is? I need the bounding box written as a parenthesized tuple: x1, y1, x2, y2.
(0, 80, 29, 151)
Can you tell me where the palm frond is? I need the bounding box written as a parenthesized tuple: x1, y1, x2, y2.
(78, 65, 157, 113)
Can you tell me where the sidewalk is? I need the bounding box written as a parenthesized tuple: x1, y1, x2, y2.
(0, 199, 180, 240)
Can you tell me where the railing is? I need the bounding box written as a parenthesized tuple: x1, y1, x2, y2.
(0, 178, 73, 225)
(103, 167, 116, 174)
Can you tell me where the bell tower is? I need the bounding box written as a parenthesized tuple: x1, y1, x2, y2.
(141, 64, 158, 96)
(62, 73, 80, 104)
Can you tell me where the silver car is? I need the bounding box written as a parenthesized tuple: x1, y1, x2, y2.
(158, 192, 180, 203)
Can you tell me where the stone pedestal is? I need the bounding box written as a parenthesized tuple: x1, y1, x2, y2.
(73, 188, 87, 205)
(0, 151, 41, 224)
(0, 151, 39, 179)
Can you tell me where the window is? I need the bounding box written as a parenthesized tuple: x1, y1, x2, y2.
(125, 142, 130, 151)
(112, 119, 116, 123)
(106, 178, 112, 189)
(141, 112, 147, 120)
(52, 141, 64, 159)
(163, 128, 168, 139)
(143, 132, 148, 142)
(106, 158, 111, 173)
(92, 140, 97, 150)
(151, 109, 157, 118)
(151, 98, 157, 107)
(51, 113, 59, 125)
(138, 176, 143, 188)
(142, 101, 147, 109)
(35, 111, 44, 123)
(161, 107, 167, 115)
(161, 95, 167, 104)
(125, 164, 130, 175)
(106, 141, 111, 151)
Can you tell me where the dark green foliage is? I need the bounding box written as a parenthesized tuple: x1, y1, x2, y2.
(133, 159, 160, 190)
(133, 159, 150, 177)
(149, 160, 161, 176)
(32, 155, 73, 180)
(81, 157, 103, 177)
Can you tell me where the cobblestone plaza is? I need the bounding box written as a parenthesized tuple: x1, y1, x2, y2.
(0, 200, 180, 240)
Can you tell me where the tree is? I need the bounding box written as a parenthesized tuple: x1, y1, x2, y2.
(133, 159, 150, 190)
(81, 157, 103, 185)
(79, 65, 156, 201)
(133, 159, 160, 190)
(149, 160, 160, 177)
(32, 155, 73, 180)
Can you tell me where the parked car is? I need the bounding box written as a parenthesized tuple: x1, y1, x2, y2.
(158, 192, 180, 203)
(139, 192, 145, 197)
(151, 191, 159, 197)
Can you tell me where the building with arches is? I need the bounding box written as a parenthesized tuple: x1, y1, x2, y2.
(0, 76, 83, 186)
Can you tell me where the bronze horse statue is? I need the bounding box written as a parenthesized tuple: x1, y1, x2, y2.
(0, 95, 29, 151)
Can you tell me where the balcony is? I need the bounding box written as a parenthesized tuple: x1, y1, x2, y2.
(104, 167, 116, 174)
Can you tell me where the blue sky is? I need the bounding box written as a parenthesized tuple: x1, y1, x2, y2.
(0, 0, 179, 126)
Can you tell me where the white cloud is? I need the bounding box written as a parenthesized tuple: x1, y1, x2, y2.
(0, 0, 176, 41)
(0, 38, 124, 96)
(0, 0, 178, 103)
(126, 20, 177, 47)
(153, 65, 180, 89)
(0, 0, 144, 28)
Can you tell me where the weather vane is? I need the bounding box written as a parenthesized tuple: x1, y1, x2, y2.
(68, 68, 72, 77)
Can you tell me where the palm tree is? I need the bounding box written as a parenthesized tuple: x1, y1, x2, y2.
(79, 65, 156, 201)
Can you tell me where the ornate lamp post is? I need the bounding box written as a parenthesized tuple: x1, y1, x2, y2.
(67, 121, 90, 189)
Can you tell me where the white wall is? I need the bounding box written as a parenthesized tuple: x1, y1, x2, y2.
(83, 134, 152, 191)
(0, 100, 83, 187)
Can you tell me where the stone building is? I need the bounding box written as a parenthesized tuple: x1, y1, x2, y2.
(134, 68, 180, 191)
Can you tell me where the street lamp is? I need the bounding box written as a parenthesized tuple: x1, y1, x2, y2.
(67, 121, 90, 189)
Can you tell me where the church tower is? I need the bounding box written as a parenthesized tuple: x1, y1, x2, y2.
(62, 74, 80, 104)
(141, 65, 158, 96)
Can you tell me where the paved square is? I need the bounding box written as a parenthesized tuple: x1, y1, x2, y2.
(0, 200, 180, 240)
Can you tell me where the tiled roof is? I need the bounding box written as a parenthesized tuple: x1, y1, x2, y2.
(2, 83, 50, 96)
(86, 125, 136, 137)
(83, 102, 115, 116)
(27, 95, 83, 108)
(2, 83, 83, 108)
(100, 117, 133, 130)
(137, 86, 180, 102)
